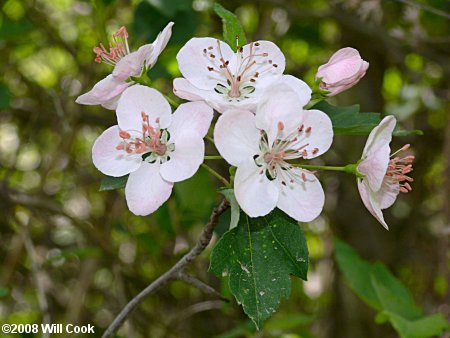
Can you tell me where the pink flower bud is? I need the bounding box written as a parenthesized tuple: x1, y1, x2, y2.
(316, 47, 369, 96)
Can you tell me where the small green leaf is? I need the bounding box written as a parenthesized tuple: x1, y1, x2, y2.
(313, 101, 422, 136)
(209, 209, 308, 329)
(218, 188, 240, 229)
(99, 175, 128, 191)
(384, 311, 449, 338)
(213, 3, 247, 51)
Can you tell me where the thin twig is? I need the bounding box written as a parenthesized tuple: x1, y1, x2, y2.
(175, 272, 230, 302)
(102, 199, 230, 338)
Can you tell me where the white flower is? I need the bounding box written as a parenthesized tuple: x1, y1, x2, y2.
(214, 84, 333, 221)
(76, 22, 174, 110)
(173, 37, 312, 113)
(357, 116, 414, 229)
(92, 85, 213, 216)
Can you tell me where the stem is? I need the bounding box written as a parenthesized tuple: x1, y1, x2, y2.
(201, 164, 230, 187)
(204, 155, 223, 160)
(102, 199, 230, 338)
(292, 163, 364, 178)
(206, 136, 215, 145)
(164, 94, 180, 108)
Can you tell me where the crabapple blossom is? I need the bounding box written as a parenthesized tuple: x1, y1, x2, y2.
(357, 116, 414, 229)
(76, 22, 174, 109)
(92, 85, 213, 216)
(214, 84, 333, 221)
(316, 47, 369, 96)
(173, 37, 312, 113)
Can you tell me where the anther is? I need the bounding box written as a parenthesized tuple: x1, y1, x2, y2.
(119, 130, 131, 139)
(298, 124, 304, 132)
(312, 148, 319, 155)
(255, 42, 260, 46)
(207, 66, 214, 71)
(116, 144, 125, 150)
(301, 173, 307, 182)
(278, 121, 284, 131)
(273, 64, 278, 68)
(305, 127, 312, 133)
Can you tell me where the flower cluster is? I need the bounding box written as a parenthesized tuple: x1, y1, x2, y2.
(77, 22, 414, 229)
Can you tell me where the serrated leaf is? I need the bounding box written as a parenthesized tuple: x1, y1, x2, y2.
(213, 3, 247, 51)
(99, 175, 128, 191)
(313, 101, 422, 136)
(209, 209, 308, 329)
(218, 188, 240, 229)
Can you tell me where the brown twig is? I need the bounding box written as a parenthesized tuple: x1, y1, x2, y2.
(101, 199, 229, 338)
(174, 272, 230, 302)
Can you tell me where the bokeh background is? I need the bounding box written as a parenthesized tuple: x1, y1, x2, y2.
(0, 0, 449, 337)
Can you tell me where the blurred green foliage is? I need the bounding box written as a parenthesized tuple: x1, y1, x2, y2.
(0, 0, 449, 337)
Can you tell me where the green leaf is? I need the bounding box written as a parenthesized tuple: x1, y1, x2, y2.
(0, 288, 10, 298)
(213, 3, 247, 51)
(384, 311, 449, 338)
(334, 238, 450, 338)
(99, 175, 128, 191)
(218, 188, 240, 229)
(313, 101, 422, 136)
(145, 0, 191, 17)
(209, 209, 308, 329)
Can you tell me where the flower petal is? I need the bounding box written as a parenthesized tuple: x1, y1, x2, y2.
(234, 160, 279, 217)
(125, 162, 173, 216)
(378, 179, 400, 209)
(240, 40, 285, 80)
(177, 37, 235, 90)
(279, 75, 312, 108)
(290, 109, 334, 159)
(92, 126, 142, 177)
(276, 169, 324, 222)
(214, 109, 261, 166)
(146, 22, 174, 67)
(76, 75, 129, 109)
(160, 133, 204, 183)
(116, 85, 172, 132)
(358, 179, 389, 230)
(363, 115, 396, 157)
(358, 143, 390, 192)
(113, 49, 147, 81)
(168, 101, 213, 139)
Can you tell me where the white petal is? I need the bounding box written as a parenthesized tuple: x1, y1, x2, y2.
(146, 22, 174, 67)
(279, 75, 312, 108)
(125, 161, 173, 216)
(160, 133, 204, 182)
(276, 169, 324, 222)
(363, 115, 396, 157)
(358, 143, 390, 192)
(92, 126, 142, 177)
(358, 179, 389, 230)
(290, 109, 334, 159)
(76, 75, 129, 109)
(116, 85, 172, 132)
(168, 101, 213, 139)
(234, 160, 279, 217)
(255, 84, 304, 146)
(113, 49, 147, 81)
(241, 40, 285, 76)
(101, 95, 121, 110)
(214, 109, 261, 166)
(177, 37, 234, 90)
(378, 179, 400, 209)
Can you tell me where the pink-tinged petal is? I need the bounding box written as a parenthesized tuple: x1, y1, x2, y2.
(177, 37, 234, 90)
(168, 101, 213, 139)
(358, 144, 390, 192)
(363, 115, 396, 157)
(76, 75, 129, 109)
(234, 160, 279, 217)
(173, 77, 206, 102)
(358, 179, 389, 230)
(289, 109, 333, 159)
(378, 179, 400, 209)
(125, 162, 173, 216)
(116, 85, 172, 132)
(276, 169, 324, 222)
(160, 133, 204, 183)
(146, 22, 174, 67)
(317, 48, 363, 84)
(92, 126, 142, 177)
(101, 96, 121, 110)
(214, 109, 261, 166)
(241, 40, 285, 77)
(278, 75, 312, 108)
(113, 49, 147, 81)
(255, 84, 304, 146)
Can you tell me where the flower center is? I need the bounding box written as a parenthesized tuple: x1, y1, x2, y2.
(386, 144, 414, 193)
(255, 121, 318, 185)
(203, 40, 279, 102)
(93, 27, 130, 66)
(115, 112, 175, 163)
